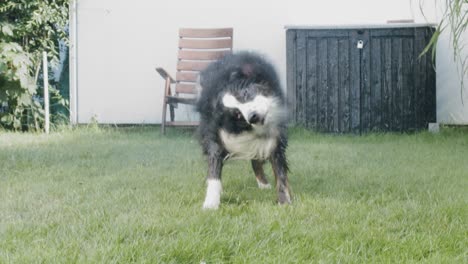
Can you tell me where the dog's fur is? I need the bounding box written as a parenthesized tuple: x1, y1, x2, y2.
(196, 52, 291, 209)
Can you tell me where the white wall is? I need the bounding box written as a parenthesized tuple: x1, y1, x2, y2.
(72, 0, 467, 124)
(436, 28, 468, 124)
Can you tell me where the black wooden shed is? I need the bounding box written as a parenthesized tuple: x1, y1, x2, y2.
(286, 24, 436, 133)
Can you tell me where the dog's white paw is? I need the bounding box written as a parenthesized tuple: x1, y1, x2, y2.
(256, 178, 271, 189)
(202, 199, 220, 210)
(202, 179, 222, 210)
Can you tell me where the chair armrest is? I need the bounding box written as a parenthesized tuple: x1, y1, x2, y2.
(155, 67, 176, 83)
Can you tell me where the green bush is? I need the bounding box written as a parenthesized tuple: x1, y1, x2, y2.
(0, 0, 69, 131)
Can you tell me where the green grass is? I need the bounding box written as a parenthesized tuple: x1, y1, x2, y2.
(0, 126, 467, 263)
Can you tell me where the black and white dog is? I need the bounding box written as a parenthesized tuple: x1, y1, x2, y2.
(196, 52, 291, 209)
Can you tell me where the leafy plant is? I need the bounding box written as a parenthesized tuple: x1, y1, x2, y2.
(418, 0, 467, 101)
(0, 0, 69, 131)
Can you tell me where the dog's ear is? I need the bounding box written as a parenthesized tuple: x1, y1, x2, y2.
(241, 63, 254, 77)
(229, 63, 255, 81)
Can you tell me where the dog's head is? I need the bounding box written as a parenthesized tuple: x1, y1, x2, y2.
(220, 80, 286, 134)
(197, 52, 287, 134)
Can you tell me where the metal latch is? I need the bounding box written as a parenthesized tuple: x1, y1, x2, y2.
(357, 40, 364, 49)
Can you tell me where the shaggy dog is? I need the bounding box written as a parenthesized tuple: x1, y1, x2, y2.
(196, 52, 291, 209)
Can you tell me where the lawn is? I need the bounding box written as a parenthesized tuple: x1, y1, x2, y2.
(0, 126, 467, 263)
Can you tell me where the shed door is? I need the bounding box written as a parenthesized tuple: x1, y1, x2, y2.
(292, 29, 363, 133)
(365, 28, 435, 133)
(288, 28, 435, 133)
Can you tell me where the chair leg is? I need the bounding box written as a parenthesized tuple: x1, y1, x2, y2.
(169, 104, 175, 122)
(161, 98, 167, 135)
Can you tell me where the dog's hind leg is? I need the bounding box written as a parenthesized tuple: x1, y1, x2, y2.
(202, 146, 224, 210)
(251, 160, 271, 189)
(270, 138, 291, 204)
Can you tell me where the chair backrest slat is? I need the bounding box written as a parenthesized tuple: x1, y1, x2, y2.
(176, 28, 233, 94)
(178, 39, 232, 49)
(177, 61, 212, 72)
(175, 83, 197, 94)
(179, 28, 233, 38)
(178, 50, 230, 61)
(176, 72, 199, 82)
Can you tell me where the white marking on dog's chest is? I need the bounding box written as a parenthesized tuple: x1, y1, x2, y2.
(219, 129, 277, 160)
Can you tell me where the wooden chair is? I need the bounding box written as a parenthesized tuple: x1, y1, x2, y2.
(156, 28, 233, 134)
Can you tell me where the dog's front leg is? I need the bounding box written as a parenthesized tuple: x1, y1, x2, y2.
(251, 160, 271, 189)
(202, 149, 224, 210)
(270, 144, 291, 205)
